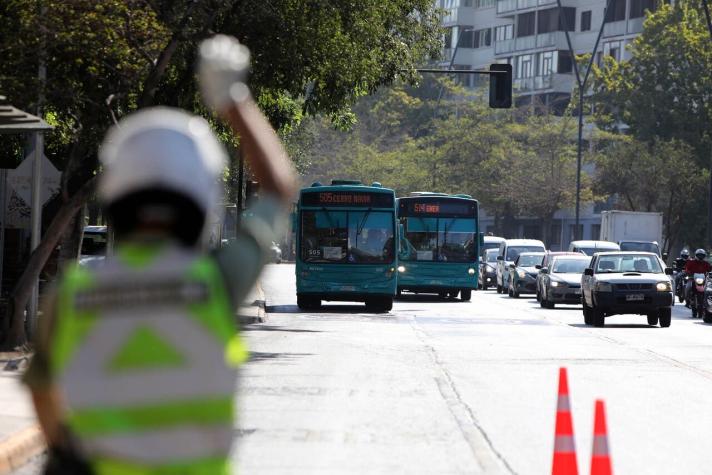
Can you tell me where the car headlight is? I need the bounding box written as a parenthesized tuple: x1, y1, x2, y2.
(517, 269, 526, 278)
(397, 265, 406, 273)
(468, 268, 475, 275)
(656, 281, 672, 291)
(551, 281, 560, 287)
(695, 277, 705, 285)
(595, 282, 613, 292)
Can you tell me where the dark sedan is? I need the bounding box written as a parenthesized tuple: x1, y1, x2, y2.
(581, 252, 674, 327)
(478, 248, 499, 290)
(539, 255, 591, 308)
(508, 252, 545, 298)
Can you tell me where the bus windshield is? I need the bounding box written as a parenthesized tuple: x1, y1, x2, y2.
(300, 210, 395, 264)
(400, 217, 476, 263)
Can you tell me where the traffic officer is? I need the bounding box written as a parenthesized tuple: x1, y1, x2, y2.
(23, 35, 296, 474)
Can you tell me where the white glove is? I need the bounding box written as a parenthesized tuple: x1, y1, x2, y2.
(198, 35, 251, 111)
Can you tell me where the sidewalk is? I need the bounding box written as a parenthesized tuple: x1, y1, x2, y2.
(0, 355, 42, 474)
(0, 281, 267, 474)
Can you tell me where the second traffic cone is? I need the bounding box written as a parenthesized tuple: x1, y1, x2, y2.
(590, 400, 612, 475)
(552, 367, 578, 475)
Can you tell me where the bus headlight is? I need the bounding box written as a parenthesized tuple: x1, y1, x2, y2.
(398, 266, 406, 273)
(656, 281, 671, 291)
(468, 268, 475, 275)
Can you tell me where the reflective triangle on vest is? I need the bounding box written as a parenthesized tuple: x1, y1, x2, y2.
(107, 325, 186, 373)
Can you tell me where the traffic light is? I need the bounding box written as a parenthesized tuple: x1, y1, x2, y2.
(489, 63, 512, 109)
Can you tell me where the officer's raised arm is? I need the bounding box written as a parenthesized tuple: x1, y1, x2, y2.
(198, 35, 297, 206)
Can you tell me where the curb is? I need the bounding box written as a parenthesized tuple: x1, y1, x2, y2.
(0, 425, 45, 475)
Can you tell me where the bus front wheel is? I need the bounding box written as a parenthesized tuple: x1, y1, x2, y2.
(460, 289, 472, 301)
(366, 297, 393, 313)
(297, 295, 320, 310)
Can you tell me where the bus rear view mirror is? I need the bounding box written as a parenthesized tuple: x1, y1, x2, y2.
(489, 63, 512, 109)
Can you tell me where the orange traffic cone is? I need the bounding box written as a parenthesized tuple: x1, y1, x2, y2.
(552, 367, 579, 475)
(590, 400, 612, 475)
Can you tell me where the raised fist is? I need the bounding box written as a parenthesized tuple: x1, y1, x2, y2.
(198, 35, 251, 112)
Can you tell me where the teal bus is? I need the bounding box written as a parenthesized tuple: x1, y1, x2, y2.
(295, 180, 398, 312)
(397, 193, 481, 301)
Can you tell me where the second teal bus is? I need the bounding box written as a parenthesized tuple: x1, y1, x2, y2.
(397, 193, 481, 300)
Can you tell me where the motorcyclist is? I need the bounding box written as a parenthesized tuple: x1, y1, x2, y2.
(673, 249, 690, 298)
(684, 249, 712, 306)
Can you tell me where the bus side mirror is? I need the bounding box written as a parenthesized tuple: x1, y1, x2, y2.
(584, 268, 594, 276)
(489, 63, 512, 109)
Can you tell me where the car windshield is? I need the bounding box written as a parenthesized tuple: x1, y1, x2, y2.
(552, 259, 590, 273)
(619, 242, 660, 254)
(301, 210, 394, 263)
(485, 249, 499, 262)
(81, 232, 107, 256)
(482, 242, 501, 252)
(506, 245, 544, 261)
(517, 254, 543, 267)
(401, 217, 476, 263)
(595, 254, 663, 273)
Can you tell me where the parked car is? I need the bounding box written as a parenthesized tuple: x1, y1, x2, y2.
(536, 251, 582, 301)
(478, 248, 499, 290)
(79, 225, 107, 267)
(581, 251, 674, 327)
(496, 239, 546, 294)
(508, 252, 545, 298)
(568, 240, 620, 256)
(538, 255, 591, 308)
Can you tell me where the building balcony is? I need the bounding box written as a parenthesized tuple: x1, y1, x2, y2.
(627, 17, 644, 34)
(496, 0, 517, 14)
(536, 31, 569, 49)
(603, 20, 626, 37)
(513, 73, 574, 93)
(494, 38, 515, 54)
(515, 35, 536, 50)
(517, 0, 538, 9)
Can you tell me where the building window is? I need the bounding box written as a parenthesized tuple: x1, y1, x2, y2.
(463, 0, 473, 6)
(517, 12, 536, 37)
(581, 10, 592, 31)
(524, 224, 542, 240)
(550, 224, 562, 245)
(558, 50, 573, 73)
(539, 50, 557, 75)
(474, 28, 492, 48)
(604, 40, 622, 61)
(458, 28, 475, 48)
(591, 224, 601, 240)
(569, 224, 583, 241)
(477, 0, 496, 8)
(630, 0, 656, 18)
(605, 0, 627, 23)
(496, 24, 514, 41)
(516, 54, 534, 78)
(538, 7, 575, 33)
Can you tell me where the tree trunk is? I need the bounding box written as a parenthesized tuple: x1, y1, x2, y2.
(3, 178, 96, 349)
(58, 205, 85, 270)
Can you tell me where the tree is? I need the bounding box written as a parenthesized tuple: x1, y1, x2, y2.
(592, 137, 707, 253)
(0, 0, 442, 347)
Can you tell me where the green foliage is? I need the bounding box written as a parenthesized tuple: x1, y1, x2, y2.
(296, 80, 589, 239)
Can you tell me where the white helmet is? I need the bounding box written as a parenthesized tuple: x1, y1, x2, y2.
(99, 107, 227, 244)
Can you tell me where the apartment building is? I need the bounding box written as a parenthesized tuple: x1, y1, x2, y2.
(439, 0, 656, 108)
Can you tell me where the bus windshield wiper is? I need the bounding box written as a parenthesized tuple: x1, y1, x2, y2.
(356, 208, 372, 236)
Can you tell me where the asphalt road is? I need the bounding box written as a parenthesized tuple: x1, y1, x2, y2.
(237, 263, 712, 475)
(15, 263, 712, 474)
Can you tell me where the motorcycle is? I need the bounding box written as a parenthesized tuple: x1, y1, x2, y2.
(674, 270, 687, 304)
(688, 273, 706, 318)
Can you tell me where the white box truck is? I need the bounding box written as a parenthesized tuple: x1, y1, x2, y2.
(599, 210, 664, 255)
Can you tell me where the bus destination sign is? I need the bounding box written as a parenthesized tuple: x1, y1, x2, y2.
(301, 191, 394, 208)
(401, 200, 475, 217)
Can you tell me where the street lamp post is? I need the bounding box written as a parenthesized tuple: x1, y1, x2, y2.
(556, 0, 613, 241)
